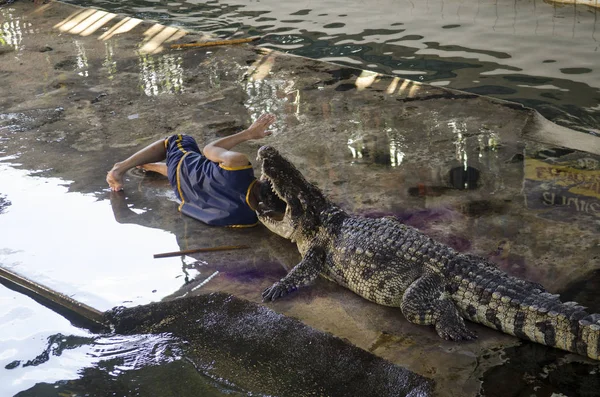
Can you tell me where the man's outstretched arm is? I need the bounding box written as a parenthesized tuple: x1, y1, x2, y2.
(107, 139, 167, 191)
(203, 113, 275, 168)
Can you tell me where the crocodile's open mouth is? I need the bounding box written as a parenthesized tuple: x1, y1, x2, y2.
(255, 146, 297, 239)
(256, 178, 287, 222)
(256, 175, 295, 239)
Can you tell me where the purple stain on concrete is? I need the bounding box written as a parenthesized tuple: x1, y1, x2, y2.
(396, 208, 461, 229)
(222, 262, 287, 283)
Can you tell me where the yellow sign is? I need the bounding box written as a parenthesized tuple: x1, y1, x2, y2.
(524, 158, 600, 219)
(525, 158, 600, 199)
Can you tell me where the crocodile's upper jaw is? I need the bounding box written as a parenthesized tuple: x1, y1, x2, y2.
(256, 145, 330, 241)
(256, 146, 298, 240)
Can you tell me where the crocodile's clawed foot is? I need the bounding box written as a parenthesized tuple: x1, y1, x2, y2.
(435, 322, 478, 341)
(262, 282, 296, 302)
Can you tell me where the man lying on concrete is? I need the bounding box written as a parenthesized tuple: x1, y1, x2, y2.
(106, 113, 279, 227)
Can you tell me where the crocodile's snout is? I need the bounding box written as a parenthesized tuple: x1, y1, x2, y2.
(257, 145, 277, 160)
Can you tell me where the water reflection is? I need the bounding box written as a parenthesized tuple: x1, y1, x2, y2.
(0, 163, 186, 311)
(88, 333, 183, 376)
(48, 7, 192, 93)
(74, 39, 89, 77)
(55, 8, 117, 36)
(23, 0, 600, 132)
(347, 125, 408, 167)
(102, 40, 116, 80)
(449, 120, 470, 170)
(140, 24, 186, 54)
(388, 129, 407, 167)
(355, 69, 378, 91)
(98, 16, 142, 41)
(0, 285, 96, 396)
(0, 194, 10, 214)
(59, 0, 600, 134)
(139, 52, 184, 96)
(243, 51, 299, 131)
(52, 6, 187, 56)
(0, 10, 29, 51)
(108, 190, 202, 286)
(0, 282, 186, 397)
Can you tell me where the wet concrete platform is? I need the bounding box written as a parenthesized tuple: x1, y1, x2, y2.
(1, 1, 599, 396)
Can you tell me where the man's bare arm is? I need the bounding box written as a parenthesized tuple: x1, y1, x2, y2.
(203, 114, 276, 168)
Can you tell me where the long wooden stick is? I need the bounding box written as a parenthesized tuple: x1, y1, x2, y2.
(170, 36, 261, 50)
(153, 245, 250, 259)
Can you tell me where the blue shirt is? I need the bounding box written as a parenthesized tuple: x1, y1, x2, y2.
(165, 134, 258, 227)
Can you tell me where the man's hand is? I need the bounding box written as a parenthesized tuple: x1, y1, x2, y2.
(245, 113, 276, 140)
(203, 113, 276, 167)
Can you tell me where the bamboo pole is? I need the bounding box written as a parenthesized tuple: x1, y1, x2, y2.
(170, 36, 261, 50)
(153, 244, 250, 259)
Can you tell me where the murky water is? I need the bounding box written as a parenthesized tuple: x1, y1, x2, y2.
(61, 0, 600, 135)
(0, 284, 239, 397)
(0, 285, 95, 396)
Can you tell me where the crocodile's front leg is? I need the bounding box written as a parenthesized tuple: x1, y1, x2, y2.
(401, 272, 477, 341)
(262, 243, 326, 301)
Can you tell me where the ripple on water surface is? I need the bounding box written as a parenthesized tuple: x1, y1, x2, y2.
(0, 284, 232, 397)
(57, 0, 600, 134)
(0, 285, 96, 396)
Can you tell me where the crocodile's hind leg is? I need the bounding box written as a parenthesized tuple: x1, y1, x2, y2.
(401, 273, 477, 341)
(262, 243, 326, 301)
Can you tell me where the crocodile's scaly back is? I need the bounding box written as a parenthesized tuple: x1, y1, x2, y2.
(256, 146, 600, 361)
(323, 215, 454, 306)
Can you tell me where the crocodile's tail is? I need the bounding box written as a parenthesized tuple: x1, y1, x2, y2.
(449, 255, 600, 360)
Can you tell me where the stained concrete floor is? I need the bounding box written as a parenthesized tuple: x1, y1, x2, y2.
(1, 1, 600, 396)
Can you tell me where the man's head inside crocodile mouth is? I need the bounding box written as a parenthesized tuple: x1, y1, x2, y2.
(256, 145, 326, 240)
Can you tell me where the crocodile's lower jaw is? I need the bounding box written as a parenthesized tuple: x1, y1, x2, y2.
(259, 212, 295, 239)
(256, 175, 296, 239)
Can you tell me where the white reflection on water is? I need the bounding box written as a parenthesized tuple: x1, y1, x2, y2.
(243, 52, 300, 132)
(0, 286, 96, 396)
(0, 12, 26, 51)
(0, 162, 189, 396)
(103, 40, 117, 80)
(448, 120, 468, 171)
(139, 52, 184, 96)
(74, 40, 89, 77)
(244, 77, 299, 129)
(0, 162, 186, 311)
(388, 128, 406, 167)
(0, 285, 182, 396)
(89, 332, 182, 376)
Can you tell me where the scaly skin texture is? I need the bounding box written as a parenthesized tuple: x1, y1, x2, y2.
(256, 146, 600, 360)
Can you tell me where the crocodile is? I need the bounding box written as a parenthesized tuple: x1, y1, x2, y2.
(255, 145, 600, 361)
